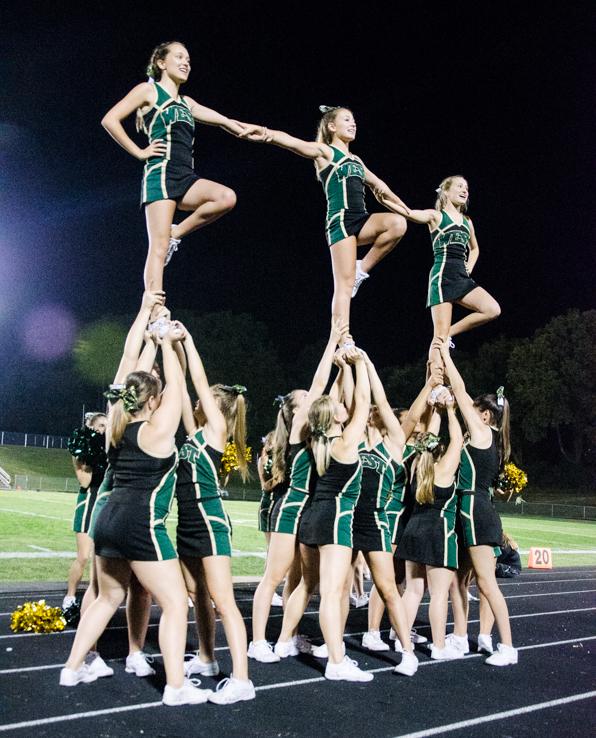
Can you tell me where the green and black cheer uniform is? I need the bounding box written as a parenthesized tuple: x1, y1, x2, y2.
(271, 442, 317, 536)
(352, 441, 393, 553)
(259, 482, 285, 533)
(72, 460, 106, 535)
(299, 448, 362, 549)
(258, 450, 285, 533)
(457, 429, 503, 548)
(140, 82, 198, 205)
(318, 145, 368, 246)
(397, 480, 458, 570)
(88, 466, 113, 540)
(93, 422, 178, 561)
(176, 429, 232, 558)
(427, 210, 477, 307)
(387, 444, 417, 550)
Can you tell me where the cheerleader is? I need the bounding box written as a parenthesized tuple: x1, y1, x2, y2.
(397, 393, 464, 660)
(77, 291, 166, 681)
(362, 368, 442, 652)
(349, 353, 418, 674)
(249, 320, 344, 662)
(272, 349, 354, 659)
(244, 108, 409, 343)
(61, 320, 213, 706)
(257, 431, 280, 544)
(101, 41, 261, 294)
(296, 348, 374, 681)
(436, 338, 517, 666)
(176, 329, 255, 704)
(380, 176, 500, 365)
(63, 412, 107, 611)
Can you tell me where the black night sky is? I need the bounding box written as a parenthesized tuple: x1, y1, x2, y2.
(1, 4, 594, 432)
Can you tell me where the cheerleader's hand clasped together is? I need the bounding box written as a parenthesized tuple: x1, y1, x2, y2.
(242, 107, 410, 346)
(101, 40, 262, 297)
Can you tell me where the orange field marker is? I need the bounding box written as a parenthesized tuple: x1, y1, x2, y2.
(528, 547, 553, 569)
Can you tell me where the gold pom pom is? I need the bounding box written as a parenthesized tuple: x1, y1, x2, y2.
(10, 600, 66, 633)
(221, 442, 252, 474)
(498, 463, 528, 501)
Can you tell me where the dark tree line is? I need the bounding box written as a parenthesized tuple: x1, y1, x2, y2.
(1, 310, 593, 488)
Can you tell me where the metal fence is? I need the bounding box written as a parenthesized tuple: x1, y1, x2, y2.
(0, 431, 69, 449)
(494, 500, 596, 521)
(11, 475, 79, 492)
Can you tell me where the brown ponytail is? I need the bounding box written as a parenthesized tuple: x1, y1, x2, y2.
(473, 392, 511, 469)
(108, 372, 162, 447)
(136, 40, 187, 133)
(270, 391, 304, 482)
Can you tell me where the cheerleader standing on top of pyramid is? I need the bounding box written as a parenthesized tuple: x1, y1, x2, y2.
(101, 40, 261, 295)
(243, 106, 410, 344)
(379, 175, 500, 368)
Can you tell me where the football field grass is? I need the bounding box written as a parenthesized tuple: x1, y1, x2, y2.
(1, 490, 595, 583)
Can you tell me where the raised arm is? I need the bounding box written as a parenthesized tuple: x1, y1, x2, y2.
(113, 291, 165, 384)
(436, 339, 488, 443)
(142, 325, 185, 452)
(101, 83, 166, 161)
(401, 376, 437, 442)
(466, 218, 479, 274)
(182, 332, 227, 443)
(291, 320, 344, 436)
(363, 352, 405, 448)
(435, 404, 464, 482)
(135, 335, 158, 374)
(337, 353, 370, 453)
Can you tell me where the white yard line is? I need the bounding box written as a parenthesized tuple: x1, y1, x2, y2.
(393, 691, 596, 738)
(0, 636, 594, 732)
(1, 606, 594, 675)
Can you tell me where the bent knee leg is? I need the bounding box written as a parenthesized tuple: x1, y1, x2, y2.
(487, 300, 502, 319)
(217, 187, 237, 213)
(387, 214, 407, 241)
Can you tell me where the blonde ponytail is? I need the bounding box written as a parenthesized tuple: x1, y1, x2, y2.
(308, 396, 335, 476)
(415, 450, 436, 505)
(212, 384, 250, 482)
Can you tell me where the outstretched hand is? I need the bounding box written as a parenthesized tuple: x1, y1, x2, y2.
(142, 290, 166, 312)
(331, 318, 349, 345)
(163, 320, 186, 344)
(237, 124, 270, 142)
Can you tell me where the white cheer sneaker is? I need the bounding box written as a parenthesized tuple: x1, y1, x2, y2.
(362, 630, 390, 652)
(445, 633, 470, 654)
(125, 651, 156, 677)
(208, 677, 256, 705)
(248, 640, 280, 663)
(184, 654, 220, 677)
(485, 643, 518, 666)
(325, 656, 374, 682)
(162, 678, 212, 706)
(59, 664, 98, 687)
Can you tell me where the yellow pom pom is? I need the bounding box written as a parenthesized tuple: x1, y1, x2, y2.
(10, 600, 66, 633)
